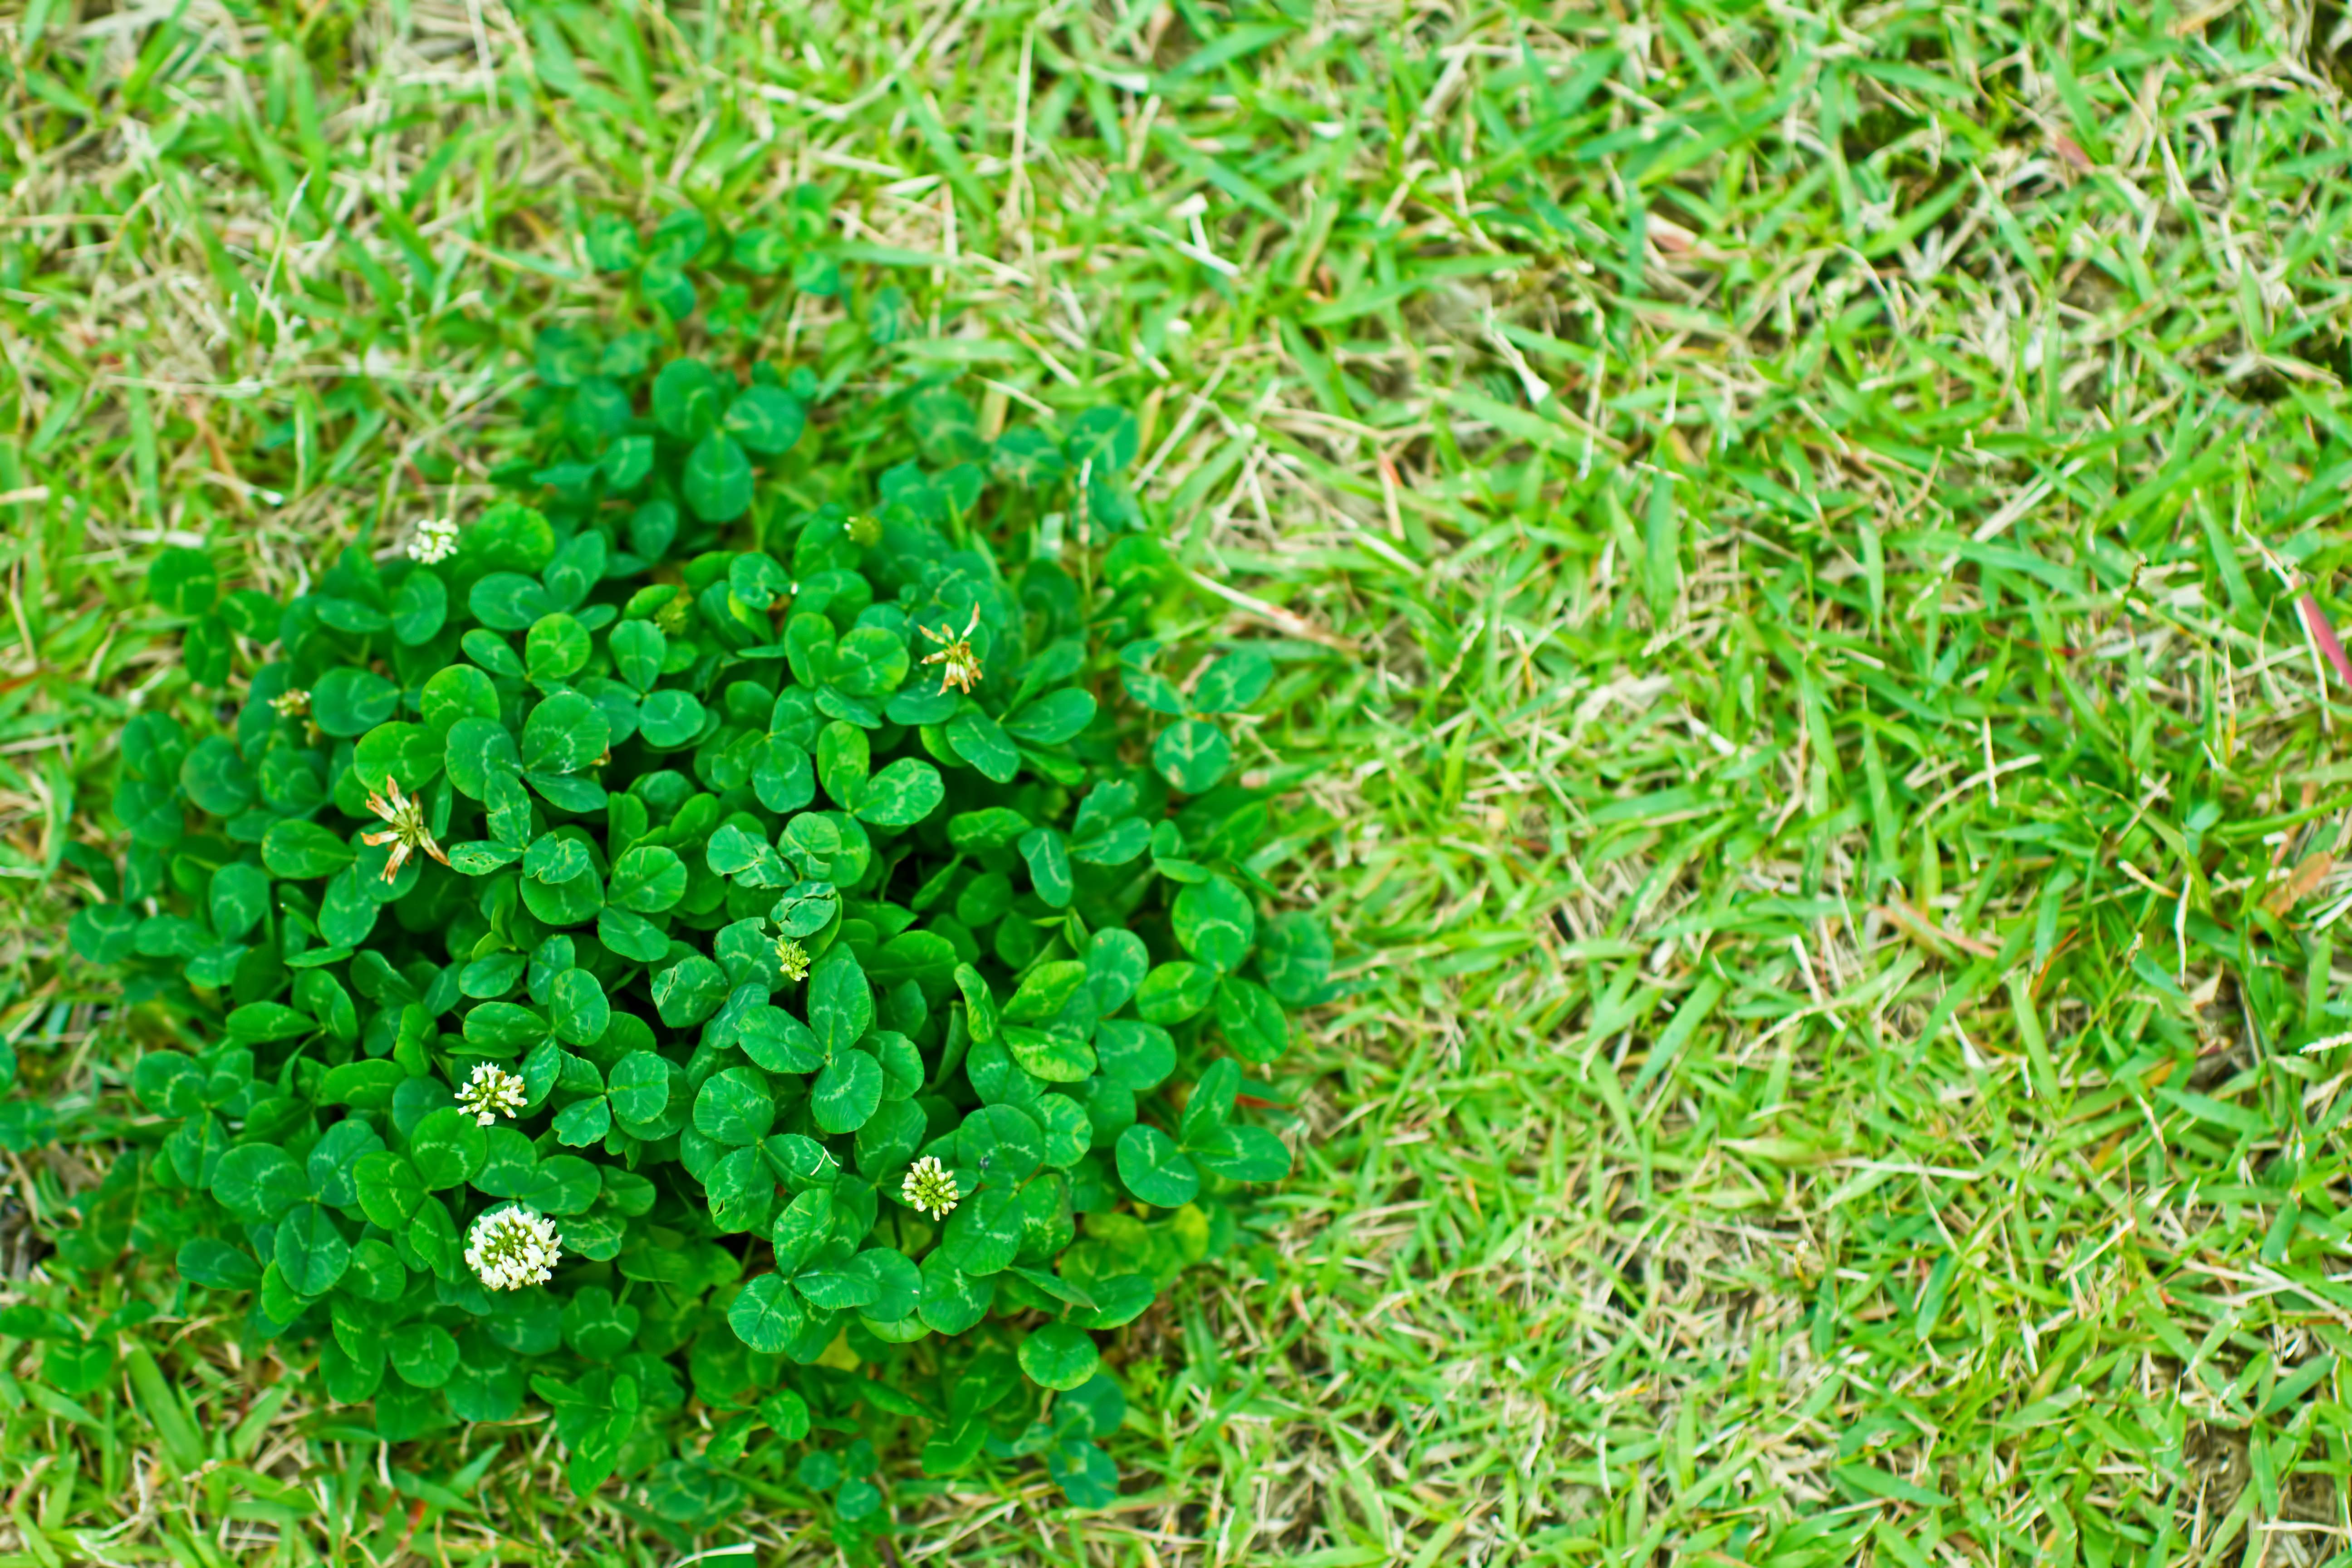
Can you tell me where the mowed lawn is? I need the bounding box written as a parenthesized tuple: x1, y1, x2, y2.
(5, 0, 2352, 1563)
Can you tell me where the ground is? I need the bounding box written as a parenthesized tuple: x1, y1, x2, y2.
(4, 0, 2352, 1563)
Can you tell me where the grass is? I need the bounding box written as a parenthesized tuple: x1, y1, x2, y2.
(6, 0, 2352, 1561)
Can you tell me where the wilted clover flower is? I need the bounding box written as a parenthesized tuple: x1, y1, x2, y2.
(456, 1062, 527, 1126)
(268, 688, 310, 718)
(360, 778, 450, 883)
(466, 1204, 562, 1291)
(407, 517, 460, 564)
(901, 1156, 960, 1220)
(917, 606, 984, 696)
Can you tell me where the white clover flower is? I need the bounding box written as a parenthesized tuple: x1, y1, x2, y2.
(901, 1156, 960, 1221)
(456, 1061, 527, 1126)
(406, 517, 461, 565)
(465, 1204, 562, 1291)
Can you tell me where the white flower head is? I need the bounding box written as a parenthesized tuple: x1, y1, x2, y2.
(901, 1156, 960, 1221)
(465, 1204, 562, 1291)
(456, 1061, 527, 1126)
(407, 517, 461, 565)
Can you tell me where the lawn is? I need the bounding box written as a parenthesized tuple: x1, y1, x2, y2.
(5, 0, 2352, 1562)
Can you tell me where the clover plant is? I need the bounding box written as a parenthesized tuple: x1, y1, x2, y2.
(59, 207, 1332, 1548)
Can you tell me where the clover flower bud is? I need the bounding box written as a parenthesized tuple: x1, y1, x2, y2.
(774, 933, 811, 983)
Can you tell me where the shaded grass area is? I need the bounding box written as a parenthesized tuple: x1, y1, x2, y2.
(7, 0, 2352, 1562)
